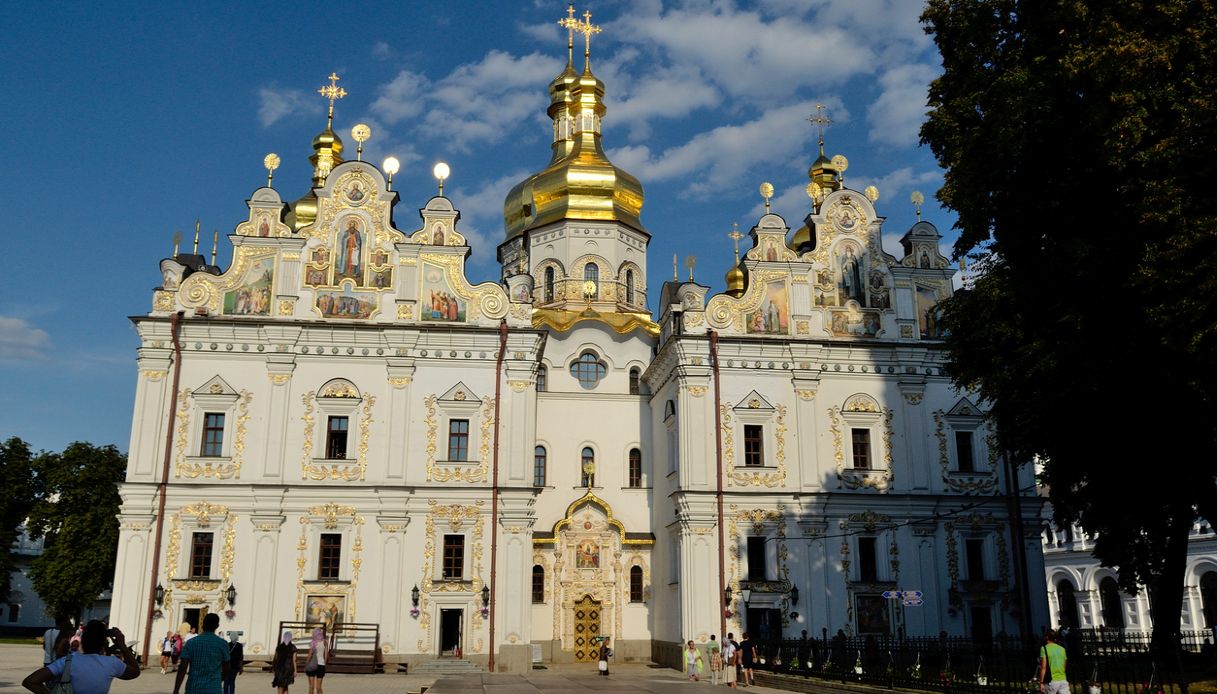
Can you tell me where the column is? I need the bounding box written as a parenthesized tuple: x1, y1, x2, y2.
(496, 491, 536, 672)
(263, 357, 296, 478)
(898, 377, 930, 489)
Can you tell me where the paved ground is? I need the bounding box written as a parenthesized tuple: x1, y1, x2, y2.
(0, 644, 792, 694)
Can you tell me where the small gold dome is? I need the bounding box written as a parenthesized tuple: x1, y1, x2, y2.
(726, 265, 745, 297)
(789, 223, 813, 253)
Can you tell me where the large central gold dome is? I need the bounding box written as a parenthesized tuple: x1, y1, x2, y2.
(504, 58, 645, 238)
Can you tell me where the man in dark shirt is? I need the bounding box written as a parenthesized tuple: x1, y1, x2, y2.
(173, 613, 230, 694)
(740, 632, 757, 687)
(223, 632, 244, 694)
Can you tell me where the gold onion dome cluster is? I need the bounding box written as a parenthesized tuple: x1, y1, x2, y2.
(725, 264, 746, 296)
(789, 142, 844, 251)
(503, 46, 645, 238)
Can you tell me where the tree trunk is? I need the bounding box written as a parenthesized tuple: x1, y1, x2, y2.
(1150, 508, 1192, 682)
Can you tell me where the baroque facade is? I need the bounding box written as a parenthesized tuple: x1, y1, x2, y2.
(111, 15, 1049, 672)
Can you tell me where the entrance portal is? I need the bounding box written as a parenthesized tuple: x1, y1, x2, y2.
(572, 595, 601, 663)
(439, 609, 463, 657)
(745, 607, 783, 642)
(182, 606, 208, 633)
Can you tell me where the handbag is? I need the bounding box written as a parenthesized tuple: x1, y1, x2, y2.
(598, 659, 608, 672)
(50, 654, 74, 694)
(304, 650, 319, 674)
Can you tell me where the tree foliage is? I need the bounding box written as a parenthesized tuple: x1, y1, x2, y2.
(25, 442, 126, 622)
(921, 0, 1217, 646)
(0, 437, 40, 604)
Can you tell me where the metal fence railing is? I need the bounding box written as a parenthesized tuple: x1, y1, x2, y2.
(750, 630, 1214, 694)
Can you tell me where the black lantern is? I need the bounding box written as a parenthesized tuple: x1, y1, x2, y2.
(790, 585, 799, 607)
(723, 587, 732, 606)
(481, 585, 491, 608)
(741, 588, 752, 606)
(154, 583, 165, 606)
(411, 585, 420, 608)
(226, 583, 237, 607)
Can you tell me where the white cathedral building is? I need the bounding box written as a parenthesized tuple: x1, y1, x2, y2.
(110, 18, 1049, 672)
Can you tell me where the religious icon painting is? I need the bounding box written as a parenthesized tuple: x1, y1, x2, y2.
(834, 203, 861, 233)
(257, 216, 271, 237)
(345, 181, 367, 204)
(312, 247, 329, 265)
(306, 595, 347, 631)
(370, 250, 389, 267)
(305, 266, 329, 287)
(576, 539, 600, 569)
(745, 280, 789, 335)
(222, 258, 274, 316)
(316, 286, 376, 319)
(828, 304, 881, 338)
(916, 285, 942, 339)
(334, 218, 365, 286)
(836, 241, 865, 305)
(421, 263, 466, 322)
(855, 594, 890, 635)
(370, 268, 393, 289)
(867, 269, 891, 310)
(431, 222, 445, 246)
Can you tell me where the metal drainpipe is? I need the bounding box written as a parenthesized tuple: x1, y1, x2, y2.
(488, 321, 507, 671)
(1004, 451, 1032, 640)
(141, 310, 184, 665)
(710, 331, 728, 640)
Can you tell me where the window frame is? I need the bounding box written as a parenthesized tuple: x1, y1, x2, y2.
(857, 536, 879, 583)
(746, 536, 767, 581)
(964, 537, 986, 581)
(544, 266, 556, 302)
(447, 418, 470, 461)
(533, 445, 547, 487)
(743, 424, 765, 467)
(570, 352, 607, 390)
(325, 415, 350, 460)
(629, 565, 644, 603)
(200, 412, 225, 457)
(536, 366, 547, 393)
(625, 269, 635, 305)
(628, 367, 641, 395)
(189, 531, 215, 580)
(583, 263, 600, 299)
(442, 534, 465, 580)
(532, 565, 545, 604)
(850, 427, 872, 469)
(580, 446, 595, 487)
(318, 532, 343, 581)
(955, 430, 976, 473)
(627, 448, 643, 488)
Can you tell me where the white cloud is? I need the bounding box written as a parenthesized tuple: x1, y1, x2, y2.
(609, 100, 834, 197)
(370, 70, 428, 124)
(372, 41, 393, 59)
(0, 317, 50, 360)
(852, 166, 941, 205)
(867, 63, 938, 147)
(607, 64, 721, 139)
(257, 87, 317, 128)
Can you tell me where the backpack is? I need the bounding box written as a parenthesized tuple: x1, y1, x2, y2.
(50, 654, 74, 694)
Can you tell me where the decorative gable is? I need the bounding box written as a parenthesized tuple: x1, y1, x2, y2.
(734, 391, 775, 412)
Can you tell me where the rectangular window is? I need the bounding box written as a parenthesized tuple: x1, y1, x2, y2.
(201, 413, 225, 457)
(628, 449, 642, 488)
(858, 537, 878, 582)
(966, 538, 986, 581)
(747, 536, 767, 581)
(630, 567, 644, 603)
(447, 419, 470, 461)
(442, 534, 465, 580)
(743, 425, 764, 467)
(955, 430, 975, 472)
(189, 532, 214, 579)
(533, 447, 547, 487)
(326, 416, 349, 460)
(532, 567, 545, 603)
(318, 533, 342, 581)
(851, 428, 872, 469)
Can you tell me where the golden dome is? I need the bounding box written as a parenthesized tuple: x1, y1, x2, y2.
(504, 62, 645, 238)
(789, 223, 813, 252)
(286, 127, 345, 232)
(808, 143, 840, 194)
(725, 264, 745, 296)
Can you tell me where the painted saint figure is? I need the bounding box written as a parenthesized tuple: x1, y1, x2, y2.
(337, 219, 363, 283)
(838, 244, 864, 303)
(576, 539, 600, 569)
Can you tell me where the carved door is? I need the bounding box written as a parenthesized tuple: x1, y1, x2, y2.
(572, 595, 601, 662)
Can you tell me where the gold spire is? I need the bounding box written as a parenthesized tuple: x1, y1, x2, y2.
(318, 72, 347, 130)
(172, 231, 181, 256)
(808, 104, 842, 194)
(288, 74, 348, 232)
(192, 219, 200, 254)
(726, 223, 745, 297)
(559, 4, 578, 67)
(264, 153, 280, 188)
(210, 229, 219, 265)
(504, 8, 644, 239)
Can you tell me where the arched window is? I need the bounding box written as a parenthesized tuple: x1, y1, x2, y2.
(533, 446, 547, 487)
(625, 269, 635, 305)
(581, 446, 595, 487)
(1201, 571, 1217, 628)
(1056, 580, 1080, 629)
(629, 367, 641, 395)
(536, 366, 547, 393)
(532, 565, 545, 603)
(1099, 576, 1125, 628)
(629, 565, 644, 602)
(628, 448, 642, 488)
(584, 263, 599, 299)
(570, 352, 606, 390)
(544, 267, 555, 302)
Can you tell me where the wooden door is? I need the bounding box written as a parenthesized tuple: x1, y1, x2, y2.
(572, 595, 601, 663)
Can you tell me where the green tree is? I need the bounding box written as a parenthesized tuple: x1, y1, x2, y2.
(25, 442, 126, 622)
(921, 0, 1217, 654)
(0, 437, 41, 604)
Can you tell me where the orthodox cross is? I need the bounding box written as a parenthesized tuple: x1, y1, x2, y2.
(809, 104, 831, 148)
(318, 72, 347, 128)
(558, 4, 578, 64)
(575, 10, 602, 66)
(728, 223, 743, 262)
(685, 255, 697, 282)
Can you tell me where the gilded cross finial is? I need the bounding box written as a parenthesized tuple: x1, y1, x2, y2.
(211, 229, 219, 266)
(172, 231, 181, 256)
(685, 255, 697, 282)
(911, 190, 925, 221)
(264, 153, 280, 187)
(809, 104, 831, 150)
(558, 4, 578, 65)
(673, 253, 678, 282)
(759, 182, 774, 213)
(575, 10, 602, 69)
(318, 72, 347, 128)
(728, 223, 743, 262)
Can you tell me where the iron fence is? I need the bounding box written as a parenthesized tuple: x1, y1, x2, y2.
(749, 630, 1211, 694)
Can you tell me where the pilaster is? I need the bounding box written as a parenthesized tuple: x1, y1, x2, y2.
(263, 356, 296, 478)
(385, 360, 416, 480)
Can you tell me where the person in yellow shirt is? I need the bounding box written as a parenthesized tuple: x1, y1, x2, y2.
(1037, 630, 1069, 694)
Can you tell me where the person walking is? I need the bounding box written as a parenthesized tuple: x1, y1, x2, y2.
(708, 635, 723, 685)
(41, 618, 71, 666)
(685, 640, 704, 681)
(597, 637, 612, 677)
(173, 612, 230, 694)
(304, 628, 328, 694)
(160, 631, 176, 674)
(1037, 629, 1069, 694)
(722, 633, 739, 688)
(223, 632, 244, 694)
(23, 621, 141, 694)
(272, 631, 298, 694)
(740, 632, 757, 687)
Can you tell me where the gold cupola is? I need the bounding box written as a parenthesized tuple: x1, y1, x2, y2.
(288, 73, 347, 232)
(726, 223, 746, 297)
(504, 9, 645, 239)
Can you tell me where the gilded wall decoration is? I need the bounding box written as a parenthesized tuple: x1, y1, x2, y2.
(686, 386, 708, 398)
(705, 269, 796, 334)
(418, 253, 508, 322)
(828, 406, 895, 491)
(178, 249, 278, 316)
(388, 377, 412, 388)
(725, 505, 786, 634)
(424, 395, 494, 483)
(417, 501, 485, 653)
(721, 405, 789, 488)
(933, 411, 999, 494)
(176, 391, 252, 479)
(295, 504, 365, 622)
(162, 503, 236, 614)
(299, 392, 376, 481)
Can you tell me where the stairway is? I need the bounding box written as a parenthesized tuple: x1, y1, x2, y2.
(411, 658, 486, 675)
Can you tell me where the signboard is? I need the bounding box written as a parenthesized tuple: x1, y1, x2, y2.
(883, 590, 924, 606)
(903, 598, 925, 607)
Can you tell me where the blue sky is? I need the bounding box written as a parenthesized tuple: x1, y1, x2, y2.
(0, 0, 952, 453)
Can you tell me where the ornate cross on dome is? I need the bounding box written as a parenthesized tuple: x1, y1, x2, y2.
(558, 4, 578, 64)
(728, 222, 743, 262)
(809, 104, 831, 147)
(574, 9, 602, 66)
(318, 72, 347, 128)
